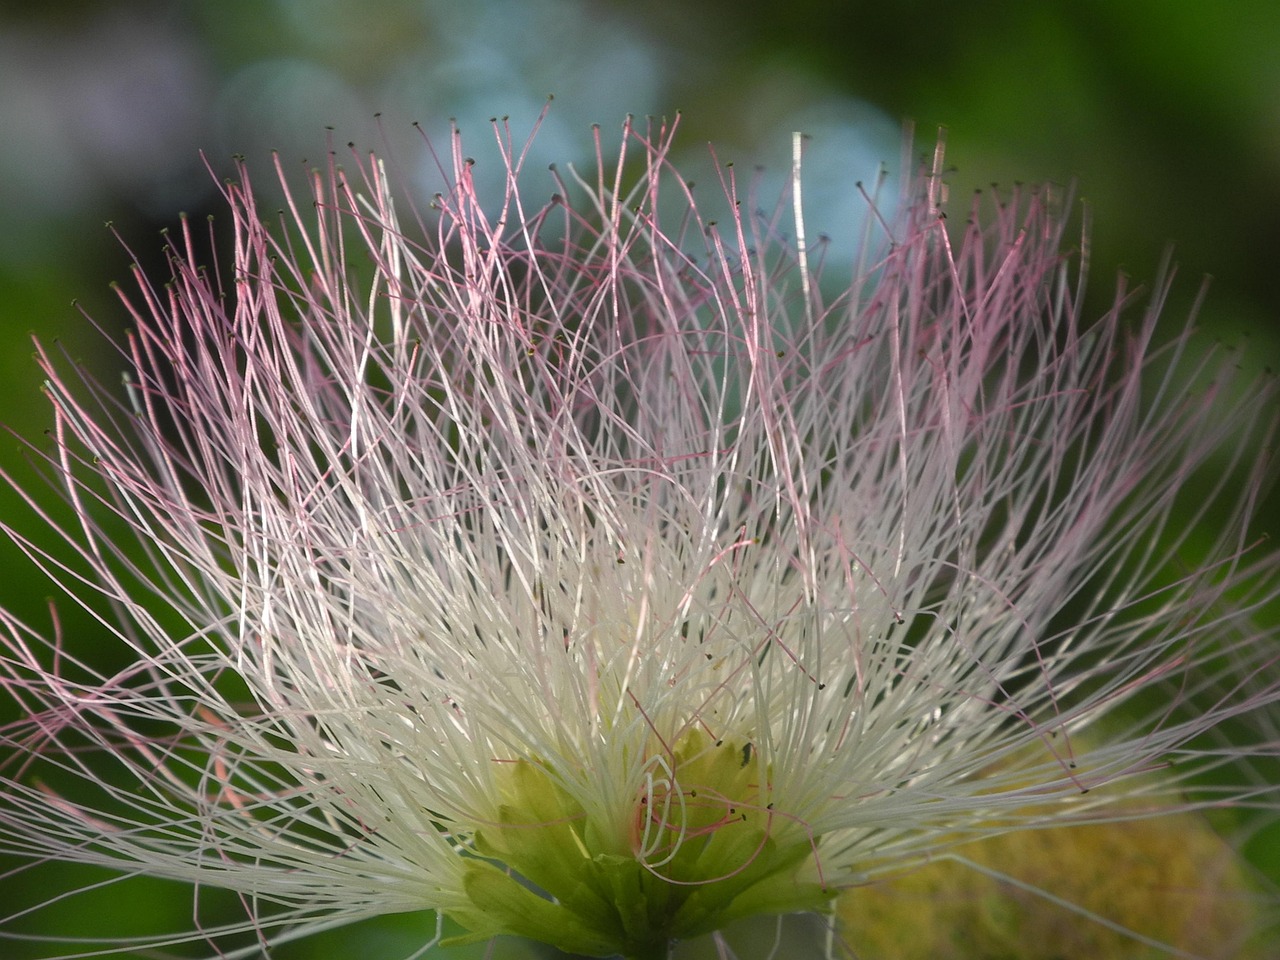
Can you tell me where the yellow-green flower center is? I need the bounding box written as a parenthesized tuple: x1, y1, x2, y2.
(445, 732, 831, 959)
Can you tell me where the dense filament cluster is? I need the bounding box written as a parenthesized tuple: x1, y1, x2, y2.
(0, 116, 1277, 958)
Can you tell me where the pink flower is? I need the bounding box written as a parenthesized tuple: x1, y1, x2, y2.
(1, 117, 1277, 960)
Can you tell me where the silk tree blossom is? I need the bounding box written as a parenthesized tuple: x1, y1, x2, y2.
(0, 116, 1278, 960)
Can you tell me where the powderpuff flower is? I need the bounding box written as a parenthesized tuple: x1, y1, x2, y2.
(0, 116, 1277, 960)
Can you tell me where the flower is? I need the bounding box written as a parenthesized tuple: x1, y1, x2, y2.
(1, 115, 1277, 960)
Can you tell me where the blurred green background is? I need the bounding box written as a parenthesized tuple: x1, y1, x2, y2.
(1, 1, 1278, 957)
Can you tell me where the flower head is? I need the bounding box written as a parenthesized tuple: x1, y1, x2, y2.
(1, 116, 1278, 959)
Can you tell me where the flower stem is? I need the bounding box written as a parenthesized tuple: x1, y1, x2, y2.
(625, 944, 672, 960)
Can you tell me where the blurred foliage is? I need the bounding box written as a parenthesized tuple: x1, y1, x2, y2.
(839, 808, 1266, 959)
(0, 0, 1277, 957)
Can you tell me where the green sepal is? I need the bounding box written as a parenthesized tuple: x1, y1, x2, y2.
(446, 859, 621, 957)
(671, 831, 831, 938)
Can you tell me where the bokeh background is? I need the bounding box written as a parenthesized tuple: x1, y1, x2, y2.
(1, 1, 1278, 957)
